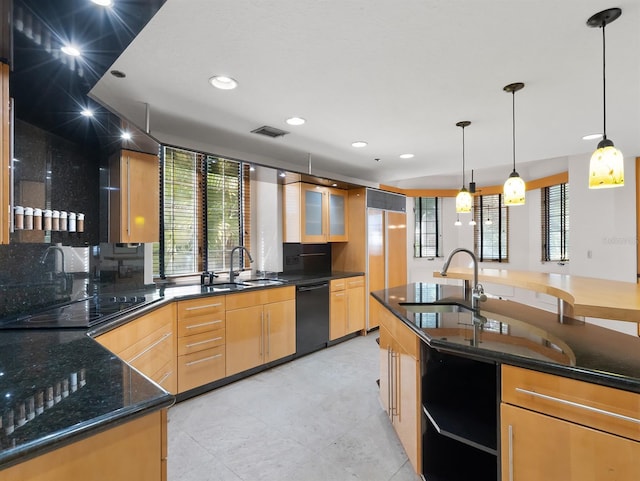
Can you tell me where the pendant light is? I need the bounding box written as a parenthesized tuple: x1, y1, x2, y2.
(503, 82, 526, 205)
(455, 121, 472, 213)
(587, 8, 624, 189)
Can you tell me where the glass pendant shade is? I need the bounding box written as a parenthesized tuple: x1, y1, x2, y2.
(455, 188, 472, 213)
(588, 142, 624, 189)
(504, 172, 526, 205)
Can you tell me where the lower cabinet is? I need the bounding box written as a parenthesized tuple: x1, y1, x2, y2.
(2, 410, 167, 481)
(501, 364, 640, 481)
(329, 276, 365, 340)
(96, 304, 177, 394)
(176, 296, 226, 393)
(225, 286, 296, 377)
(376, 300, 421, 473)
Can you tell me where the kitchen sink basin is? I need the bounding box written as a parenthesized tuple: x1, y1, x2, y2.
(242, 279, 286, 287)
(399, 303, 471, 314)
(205, 282, 249, 292)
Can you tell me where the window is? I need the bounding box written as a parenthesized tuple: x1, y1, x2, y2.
(542, 183, 569, 262)
(473, 194, 508, 262)
(414, 197, 439, 258)
(153, 146, 250, 278)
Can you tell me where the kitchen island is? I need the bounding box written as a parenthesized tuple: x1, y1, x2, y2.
(372, 283, 640, 481)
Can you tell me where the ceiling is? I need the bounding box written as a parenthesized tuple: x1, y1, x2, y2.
(89, 2, 639, 188)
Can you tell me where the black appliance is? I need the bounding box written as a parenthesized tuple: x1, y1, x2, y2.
(295, 282, 330, 357)
(0, 294, 158, 329)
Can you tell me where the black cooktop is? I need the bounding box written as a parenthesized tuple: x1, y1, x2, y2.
(0, 294, 159, 329)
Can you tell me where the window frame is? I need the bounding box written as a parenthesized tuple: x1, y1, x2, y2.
(414, 197, 440, 258)
(541, 182, 569, 263)
(473, 193, 509, 262)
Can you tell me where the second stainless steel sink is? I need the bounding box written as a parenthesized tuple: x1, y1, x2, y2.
(399, 303, 471, 314)
(242, 279, 286, 287)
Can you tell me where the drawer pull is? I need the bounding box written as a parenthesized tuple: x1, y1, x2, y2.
(508, 425, 514, 481)
(334, 292, 345, 297)
(185, 354, 223, 366)
(157, 371, 173, 385)
(128, 332, 172, 363)
(185, 320, 222, 329)
(185, 302, 222, 311)
(185, 337, 223, 348)
(515, 387, 640, 424)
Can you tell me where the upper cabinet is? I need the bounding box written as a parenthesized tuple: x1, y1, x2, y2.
(0, 63, 9, 245)
(109, 149, 159, 243)
(283, 182, 348, 243)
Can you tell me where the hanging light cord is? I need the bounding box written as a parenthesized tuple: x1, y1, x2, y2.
(461, 125, 466, 187)
(601, 22, 607, 140)
(511, 90, 516, 173)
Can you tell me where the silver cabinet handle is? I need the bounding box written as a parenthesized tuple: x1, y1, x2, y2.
(508, 424, 514, 481)
(126, 156, 131, 237)
(185, 353, 222, 366)
(346, 297, 350, 331)
(267, 311, 271, 356)
(128, 332, 172, 363)
(185, 319, 222, 329)
(185, 336, 223, 348)
(387, 346, 392, 419)
(185, 302, 222, 311)
(392, 351, 399, 418)
(157, 371, 173, 385)
(515, 387, 640, 424)
(260, 311, 264, 357)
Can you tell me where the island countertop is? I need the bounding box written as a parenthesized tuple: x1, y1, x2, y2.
(372, 283, 640, 394)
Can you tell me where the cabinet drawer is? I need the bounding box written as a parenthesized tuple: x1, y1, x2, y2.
(177, 296, 225, 322)
(151, 358, 176, 394)
(177, 316, 225, 337)
(121, 323, 174, 377)
(177, 346, 225, 393)
(502, 365, 640, 441)
(376, 300, 419, 359)
(225, 286, 295, 310)
(346, 276, 364, 289)
(330, 279, 346, 291)
(177, 329, 225, 356)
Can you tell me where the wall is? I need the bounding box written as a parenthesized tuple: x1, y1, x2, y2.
(250, 166, 283, 274)
(407, 152, 638, 335)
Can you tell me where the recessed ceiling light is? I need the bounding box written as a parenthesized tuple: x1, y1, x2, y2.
(209, 76, 238, 90)
(351, 141, 367, 148)
(81, 109, 94, 117)
(399, 153, 414, 159)
(91, 0, 114, 6)
(332, 183, 337, 187)
(286, 117, 306, 126)
(61, 45, 81, 57)
(279, 172, 286, 178)
(121, 132, 131, 140)
(582, 133, 603, 140)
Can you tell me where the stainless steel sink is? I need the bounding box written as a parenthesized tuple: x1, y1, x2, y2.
(242, 279, 286, 287)
(399, 303, 471, 314)
(205, 282, 248, 292)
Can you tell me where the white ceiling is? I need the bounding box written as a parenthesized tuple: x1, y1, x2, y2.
(90, 0, 640, 189)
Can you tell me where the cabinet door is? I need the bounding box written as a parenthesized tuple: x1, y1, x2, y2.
(264, 299, 296, 363)
(379, 325, 393, 418)
(501, 403, 640, 481)
(301, 184, 327, 243)
(225, 305, 264, 376)
(178, 345, 225, 392)
(346, 284, 365, 333)
(395, 339, 421, 473)
(328, 188, 348, 242)
(329, 290, 347, 340)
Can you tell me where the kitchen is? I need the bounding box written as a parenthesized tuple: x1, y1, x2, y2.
(1, 1, 640, 480)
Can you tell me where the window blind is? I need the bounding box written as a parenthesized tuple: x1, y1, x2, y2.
(542, 183, 569, 262)
(474, 194, 508, 262)
(414, 197, 439, 257)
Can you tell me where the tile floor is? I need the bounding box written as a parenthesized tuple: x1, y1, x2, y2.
(168, 333, 422, 481)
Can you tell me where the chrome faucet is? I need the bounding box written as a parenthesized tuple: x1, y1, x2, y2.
(440, 248, 487, 313)
(229, 246, 253, 283)
(40, 246, 66, 274)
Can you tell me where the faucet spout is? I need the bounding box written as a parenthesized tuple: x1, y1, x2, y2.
(229, 246, 253, 283)
(40, 246, 66, 274)
(441, 248, 486, 311)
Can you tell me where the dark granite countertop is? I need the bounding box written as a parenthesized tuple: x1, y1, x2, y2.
(372, 282, 640, 394)
(0, 330, 174, 470)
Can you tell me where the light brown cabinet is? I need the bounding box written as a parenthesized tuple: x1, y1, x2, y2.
(283, 182, 348, 243)
(0, 63, 9, 244)
(376, 299, 421, 473)
(2, 410, 167, 481)
(501, 365, 640, 481)
(329, 276, 365, 340)
(109, 149, 159, 243)
(225, 286, 296, 376)
(96, 304, 177, 394)
(176, 296, 226, 393)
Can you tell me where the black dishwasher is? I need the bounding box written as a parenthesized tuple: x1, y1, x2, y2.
(295, 282, 329, 357)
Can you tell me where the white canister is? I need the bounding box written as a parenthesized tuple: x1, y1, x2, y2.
(24, 207, 33, 230)
(68, 212, 76, 232)
(14, 206, 24, 230)
(33, 208, 42, 230)
(51, 210, 60, 231)
(43, 209, 52, 231)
